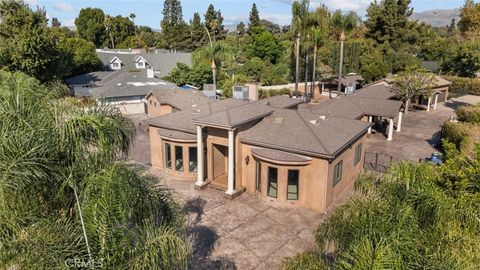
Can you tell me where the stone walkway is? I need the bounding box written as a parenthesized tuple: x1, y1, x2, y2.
(150, 170, 325, 270)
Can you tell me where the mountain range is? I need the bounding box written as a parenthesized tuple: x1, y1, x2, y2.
(411, 8, 461, 27)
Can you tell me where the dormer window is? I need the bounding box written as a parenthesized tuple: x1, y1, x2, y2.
(109, 56, 123, 70)
(134, 56, 147, 69)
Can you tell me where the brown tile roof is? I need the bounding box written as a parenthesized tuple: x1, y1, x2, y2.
(260, 96, 303, 109)
(145, 99, 247, 134)
(148, 89, 212, 110)
(252, 147, 311, 163)
(351, 85, 397, 100)
(157, 128, 196, 141)
(302, 95, 402, 119)
(240, 109, 371, 159)
(193, 101, 274, 129)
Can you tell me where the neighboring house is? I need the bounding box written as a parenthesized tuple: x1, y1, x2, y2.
(367, 75, 452, 111)
(145, 91, 374, 212)
(65, 71, 121, 96)
(91, 70, 181, 115)
(145, 89, 212, 118)
(96, 49, 192, 77)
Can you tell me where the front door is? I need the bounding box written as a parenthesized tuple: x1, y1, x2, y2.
(211, 144, 228, 188)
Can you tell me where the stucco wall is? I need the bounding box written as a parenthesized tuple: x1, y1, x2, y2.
(146, 95, 174, 117)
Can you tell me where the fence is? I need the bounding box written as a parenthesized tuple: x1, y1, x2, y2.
(364, 152, 403, 173)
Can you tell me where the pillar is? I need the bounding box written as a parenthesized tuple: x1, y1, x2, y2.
(368, 115, 373, 134)
(433, 94, 438, 110)
(387, 118, 394, 141)
(427, 96, 432, 112)
(226, 130, 235, 195)
(195, 126, 205, 187)
(396, 111, 403, 132)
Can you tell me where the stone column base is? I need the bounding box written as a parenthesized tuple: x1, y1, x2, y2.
(194, 180, 211, 190)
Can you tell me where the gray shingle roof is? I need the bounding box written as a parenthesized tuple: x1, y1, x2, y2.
(157, 128, 196, 141)
(96, 51, 192, 77)
(65, 71, 121, 86)
(240, 109, 371, 159)
(148, 89, 212, 110)
(335, 75, 364, 86)
(252, 147, 311, 163)
(92, 70, 180, 99)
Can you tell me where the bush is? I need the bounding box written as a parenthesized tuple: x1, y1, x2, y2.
(442, 121, 480, 155)
(456, 103, 480, 124)
(259, 88, 290, 99)
(442, 76, 480, 96)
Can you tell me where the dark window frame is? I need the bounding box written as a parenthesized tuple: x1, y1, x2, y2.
(354, 143, 363, 165)
(165, 143, 172, 169)
(255, 161, 261, 192)
(189, 146, 197, 172)
(287, 169, 299, 200)
(267, 167, 278, 198)
(333, 160, 343, 186)
(175, 145, 184, 172)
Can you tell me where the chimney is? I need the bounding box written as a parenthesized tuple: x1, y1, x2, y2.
(147, 68, 154, 78)
(247, 83, 259, 101)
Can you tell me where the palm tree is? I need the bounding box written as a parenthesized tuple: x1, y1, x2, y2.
(291, 0, 309, 98)
(0, 71, 189, 269)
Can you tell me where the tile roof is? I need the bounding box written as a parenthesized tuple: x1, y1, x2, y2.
(240, 109, 371, 159)
(148, 89, 212, 110)
(145, 99, 247, 134)
(351, 85, 397, 100)
(260, 95, 303, 109)
(193, 101, 274, 129)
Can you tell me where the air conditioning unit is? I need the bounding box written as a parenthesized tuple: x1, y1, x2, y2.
(202, 84, 217, 99)
(345, 82, 356, 95)
(233, 85, 249, 100)
(203, 84, 215, 91)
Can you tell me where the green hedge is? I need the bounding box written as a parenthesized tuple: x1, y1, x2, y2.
(456, 103, 480, 124)
(259, 88, 290, 99)
(442, 76, 480, 96)
(443, 121, 480, 154)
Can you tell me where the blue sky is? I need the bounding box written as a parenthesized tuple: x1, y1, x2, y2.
(25, 0, 467, 29)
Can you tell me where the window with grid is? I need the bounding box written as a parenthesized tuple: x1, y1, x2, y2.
(333, 160, 343, 186)
(267, 167, 278, 198)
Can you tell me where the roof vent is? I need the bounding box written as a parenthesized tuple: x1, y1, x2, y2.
(319, 115, 327, 120)
(309, 119, 319, 125)
(192, 109, 201, 114)
(117, 83, 122, 86)
(265, 101, 271, 106)
(274, 117, 284, 124)
(192, 104, 198, 108)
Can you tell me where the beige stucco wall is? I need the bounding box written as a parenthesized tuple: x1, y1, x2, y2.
(149, 126, 197, 180)
(326, 135, 366, 209)
(146, 95, 174, 117)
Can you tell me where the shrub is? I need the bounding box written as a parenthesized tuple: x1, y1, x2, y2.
(259, 88, 290, 99)
(456, 103, 480, 124)
(442, 76, 480, 96)
(442, 121, 480, 155)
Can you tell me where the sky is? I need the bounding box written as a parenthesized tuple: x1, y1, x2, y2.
(25, 0, 467, 29)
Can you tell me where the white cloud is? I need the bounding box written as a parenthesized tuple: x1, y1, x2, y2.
(24, 0, 39, 5)
(61, 19, 76, 27)
(53, 1, 75, 12)
(274, 0, 374, 16)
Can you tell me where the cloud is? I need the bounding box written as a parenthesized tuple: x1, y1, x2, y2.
(61, 19, 76, 27)
(24, 0, 39, 5)
(273, 0, 374, 16)
(53, 1, 75, 12)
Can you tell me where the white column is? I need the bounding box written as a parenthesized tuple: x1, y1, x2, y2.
(368, 115, 373, 134)
(195, 126, 204, 187)
(396, 111, 403, 132)
(427, 96, 432, 112)
(433, 94, 438, 110)
(226, 130, 235, 195)
(387, 118, 394, 141)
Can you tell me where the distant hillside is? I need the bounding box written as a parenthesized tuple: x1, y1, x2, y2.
(411, 9, 460, 27)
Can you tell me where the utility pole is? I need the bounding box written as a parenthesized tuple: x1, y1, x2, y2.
(311, 41, 317, 99)
(205, 26, 216, 91)
(294, 32, 300, 98)
(304, 34, 310, 102)
(335, 31, 345, 98)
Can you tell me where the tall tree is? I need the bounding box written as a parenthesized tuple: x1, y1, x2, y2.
(109, 15, 135, 48)
(75, 8, 106, 47)
(458, 0, 480, 40)
(60, 38, 101, 75)
(236, 21, 246, 36)
(204, 4, 227, 41)
(0, 0, 67, 81)
(161, 0, 186, 51)
(51, 17, 61, 27)
(188, 12, 205, 50)
(248, 3, 260, 32)
(365, 0, 413, 48)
